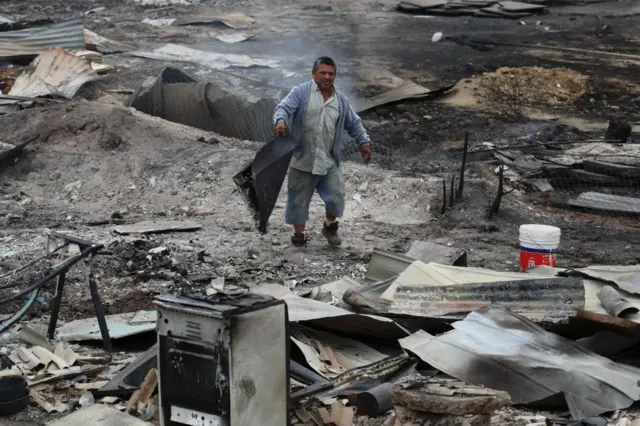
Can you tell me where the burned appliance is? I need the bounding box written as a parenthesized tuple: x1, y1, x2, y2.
(155, 293, 289, 426)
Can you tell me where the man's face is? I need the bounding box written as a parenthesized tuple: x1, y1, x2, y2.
(312, 64, 336, 91)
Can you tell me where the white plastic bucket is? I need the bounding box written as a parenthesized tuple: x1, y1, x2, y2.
(519, 224, 561, 271)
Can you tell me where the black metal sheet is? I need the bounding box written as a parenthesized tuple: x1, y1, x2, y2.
(234, 134, 299, 233)
(95, 344, 158, 398)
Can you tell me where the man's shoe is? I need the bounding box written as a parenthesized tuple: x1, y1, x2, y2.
(291, 232, 308, 247)
(322, 222, 342, 247)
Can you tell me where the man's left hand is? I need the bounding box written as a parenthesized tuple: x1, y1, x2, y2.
(360, 145, 372, 165)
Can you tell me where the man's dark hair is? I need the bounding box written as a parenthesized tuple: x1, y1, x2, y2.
(312, 56, 337, 73)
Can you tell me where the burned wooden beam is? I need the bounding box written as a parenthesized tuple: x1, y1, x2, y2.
(449, 175, 456, 208)
(488, 165, 505, 218)
(441, 178, 447, 214)
(456, 132, 469, 200)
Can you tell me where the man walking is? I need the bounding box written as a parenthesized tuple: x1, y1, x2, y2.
(273, 57, 372, 247)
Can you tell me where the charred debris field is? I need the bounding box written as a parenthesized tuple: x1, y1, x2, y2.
(0, 0, 639, 425)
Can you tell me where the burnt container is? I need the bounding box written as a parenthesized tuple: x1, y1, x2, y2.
(154, 293, 289, 426)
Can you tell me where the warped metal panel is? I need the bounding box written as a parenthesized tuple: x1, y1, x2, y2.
(9, 46, 99, 99)
(84, 29, 136, 54)
(233, 134, 299, 233)
(351, 80, 454, 113)
(365, 249, 414, 284)
(399, 306, 640, 419)
(0, 18, 84, 60)
(568, 191, 640, 216)
(389, 276, 584, 322)
(128, 67, 288, 142)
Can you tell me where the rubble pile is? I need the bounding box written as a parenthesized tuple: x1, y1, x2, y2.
(397, 0, 550, 19)
(3, 232, 640, 425)
(486, 138, 640, 214)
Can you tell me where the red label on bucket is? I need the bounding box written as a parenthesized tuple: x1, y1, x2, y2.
(520, 247, 557, 271)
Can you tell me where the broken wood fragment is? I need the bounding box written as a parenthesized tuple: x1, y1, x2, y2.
(441, 178, 447, 214)
(449, 175, 455, 208)
(488, 165, 505, 218)
(329, 401, 355, 426)
(456, 131, 468, 201)
(127, 368, 157, 414)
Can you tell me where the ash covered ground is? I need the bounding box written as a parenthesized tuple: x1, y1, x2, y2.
(1, 0, 639, 322)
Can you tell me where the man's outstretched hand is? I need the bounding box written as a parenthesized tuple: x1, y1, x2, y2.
(360, 145, 372, 165)
(275, 122, 287, 136)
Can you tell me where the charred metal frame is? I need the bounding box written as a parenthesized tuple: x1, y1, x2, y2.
(0, 232, 111, 352)
(47, 232, 112, 352)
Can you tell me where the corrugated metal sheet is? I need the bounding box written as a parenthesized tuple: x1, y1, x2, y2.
(399, 306, 640, 419)
(128, 67, 288, 142)
(84, 29, 136, 54)
(365, 249, 413, 284)
(9, 47, 99, 99)
(390, 275, 584, 322)
(0, 18, 84, 60)
(251, 283, 408, 340)
(365, 246, 467, 284)
(56, 311, 156, 341)
(382, 262, 585, 323)
(352, 80, 455, 113)
(568, 192, 640, 215)
(527, 266, 640, 337)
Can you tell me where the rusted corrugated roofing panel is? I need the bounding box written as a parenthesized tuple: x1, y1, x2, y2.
(0, 18, 85, 60)
(383, 262, 584, 323)
(389, 276, 584, 323)
(9, 47, 99, 99)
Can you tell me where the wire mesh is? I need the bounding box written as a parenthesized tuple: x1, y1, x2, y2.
(424, 139, 640, 223)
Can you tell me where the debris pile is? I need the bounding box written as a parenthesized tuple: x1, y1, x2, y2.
(477, 67, 590, 106)
(3, 239, 640, 425)
(0, 326, 152, 418)
(397, 0, 548, 19)
(263, 241, 640, 424)
(0, 18, 128, 115)
(490, 140, 640, 214)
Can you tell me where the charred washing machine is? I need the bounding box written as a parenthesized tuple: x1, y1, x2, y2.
(154, 293, 289, 426)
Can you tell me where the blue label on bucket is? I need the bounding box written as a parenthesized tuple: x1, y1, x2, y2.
(520, 246, 557, 254)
